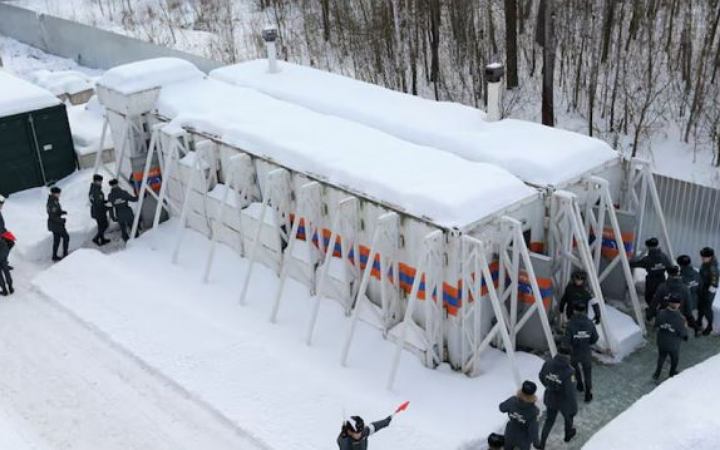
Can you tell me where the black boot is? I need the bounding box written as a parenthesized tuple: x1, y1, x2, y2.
(0, 288, 7, 296)
(564, 428, 577, 442)
(576, 381, 584, 392)
(703, 326, 712, 336)
(8, 284, 13, 294)
(584, 392, 593, 403)
(52, 255, 63, 262)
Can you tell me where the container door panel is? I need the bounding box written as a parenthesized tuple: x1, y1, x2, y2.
(0, 114, 42, 195)
(31, 105, 77, 184)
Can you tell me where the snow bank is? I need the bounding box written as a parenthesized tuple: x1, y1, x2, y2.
(28, 69, 94, 96)
(97, 57, 203, 94)
(157, 76, 536, 227)
(0, 408, 50, 450)
(597, 305, 645, 363)
(67, 97, 114, 155)
(584, 351, 720, 449)
(211, 60, 619, 186)
(2, 170, 98, 261)
(32, 223, 546, 450)
(0, 69, 60, 116)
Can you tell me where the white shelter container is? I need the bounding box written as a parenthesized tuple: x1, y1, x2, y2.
(96, 58, 559, 382)
(210, 59, 673, 359)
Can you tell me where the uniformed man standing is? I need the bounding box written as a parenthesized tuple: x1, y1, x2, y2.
(498, 380, 541, 450)
(653, 293, 688, 380)
(630, 237, 672, 319)
(677, 255, 701, 335)
(697, 247, 719, 336)
(538, 343, 577, 448)
(652, 266, 692, 326)
(89, 174, 110, 246)
(558, 271, 601, 324)
(565, 303, 599, 403)
(108, 179, 139, 242)
(46, 186, 69, 262)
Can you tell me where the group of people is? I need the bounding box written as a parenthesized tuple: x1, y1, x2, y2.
(493, 237, 718, 449)
(44, 174, 139, 262)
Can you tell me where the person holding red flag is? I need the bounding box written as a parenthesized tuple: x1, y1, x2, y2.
(336, 401, 408, 449)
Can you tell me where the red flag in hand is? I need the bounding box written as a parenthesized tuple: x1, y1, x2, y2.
(394, 401, 410, 415)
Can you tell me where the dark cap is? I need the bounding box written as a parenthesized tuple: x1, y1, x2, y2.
(572, 270, 587, 281)
(701, 247, 715, 258)
(667, 293, 682, 304)
(666, 265, 680, 276)
(677, 255, 692, 267)
(109, 178, 119, 186)
(50, 186, 61, 194)
(93, 174, 103, 182)
(521, 380, 537, 396)
(488, 433, 505, 447)
(645, 237, 659, 248)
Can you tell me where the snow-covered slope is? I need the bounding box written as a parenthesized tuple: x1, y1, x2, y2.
(584, 351, 720, 449)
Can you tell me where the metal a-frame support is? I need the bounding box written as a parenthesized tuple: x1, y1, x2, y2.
(457, 235, 522, 386)
(202, 153, 258, 283)
(93, 114, 149, 185)
(306, 196, 361, 345)
(91, 116, 111, 176)
(238, 168, 293, 305)
(386, 229, 444, 389)
(128, 123, 165, 241)
(171, 138, 218, 264)
(270, 181, 323, 323)
(459, 218, 556, 377)
(626, 158, 675, 261)
(340, 212, 400, 365)
(549, 190, 617, 355)
(584, 176, 646, 334)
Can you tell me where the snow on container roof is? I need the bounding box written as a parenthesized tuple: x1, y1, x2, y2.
(97, 57, 204, 94)
(210, 60, 618, 187)
(156, 77, 536, 228)
(0, 69, 61, 117)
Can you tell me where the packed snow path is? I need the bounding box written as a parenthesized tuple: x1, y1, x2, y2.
(0, 258, 264, 450)
(544, 331, 720, 448)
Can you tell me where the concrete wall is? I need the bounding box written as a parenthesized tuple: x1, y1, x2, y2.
(0, 3, 221, 72)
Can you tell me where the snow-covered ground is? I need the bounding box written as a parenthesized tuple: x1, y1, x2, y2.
(0, 35, 102, 80)
(28, 213, 545, 450)
(583, 351, 720, 449)
(2, 169, 99, 261)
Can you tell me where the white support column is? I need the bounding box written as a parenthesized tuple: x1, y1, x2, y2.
(238, 168, 289, 305)
(92, 117, 110, 176)
(628, 159, 674, 262)
(306, 196, 359, 345)
(340, 212, 398, 366)
(128, 124, 163, 242)
(171, 140, 210, 264)
(386, 230, 442, 389)
(270, 181, 322, 323)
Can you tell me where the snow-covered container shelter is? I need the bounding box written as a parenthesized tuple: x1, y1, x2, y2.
(209, 59, 673, 359)
(96, 58, 563, 385)
(0, 69, 77, 196)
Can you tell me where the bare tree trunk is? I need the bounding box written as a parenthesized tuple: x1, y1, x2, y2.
(541, 0, 555, 126)
(504, 0, 519, 88)
(601, 0, 616, 63)
(428, 0, 441, 99)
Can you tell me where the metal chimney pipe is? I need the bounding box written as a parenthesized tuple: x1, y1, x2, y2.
(261, 26, 279, 74)
(485, 63, 504, 122)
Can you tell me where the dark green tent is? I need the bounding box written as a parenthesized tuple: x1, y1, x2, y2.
(0, 70, 77, 196)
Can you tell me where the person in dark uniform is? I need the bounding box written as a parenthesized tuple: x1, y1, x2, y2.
(487, 433, 505, 450)
(652, 266, 693, 328)
(108, 179, 139, 242)
(698, 247, 719, 336)
(558, 270, 601, 324)
(0, 194, 6, 234)
(565, 303, 599, 403)
(630, 237, 672, 319)
(498, 380, 541, 450)
(677, 255, 701, 335)
(337, 415, 392, 449)
(0, 231, 13, 296)
(46, 186, 69, 262)
(653, 293, 688, 380)
(538, 343, 577, 448)
(89, 174, 110, 246)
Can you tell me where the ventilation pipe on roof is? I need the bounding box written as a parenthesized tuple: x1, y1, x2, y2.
(262, 26, 279, 74)
(485, 63, 504, 122)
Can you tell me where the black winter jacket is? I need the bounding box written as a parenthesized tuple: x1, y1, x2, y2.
(655, 308, 688, 352)
(46, 195, 67, 233)
(540, 354, 578, 415)
(337, 416, 391, 450)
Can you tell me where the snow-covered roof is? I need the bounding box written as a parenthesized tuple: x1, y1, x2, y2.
(97, 57, 204, 94)
(211, 60, 619, 187)
(0, 69, 61, 117)
(156, 76, 536, 228)
(29, 69, 94, 96)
